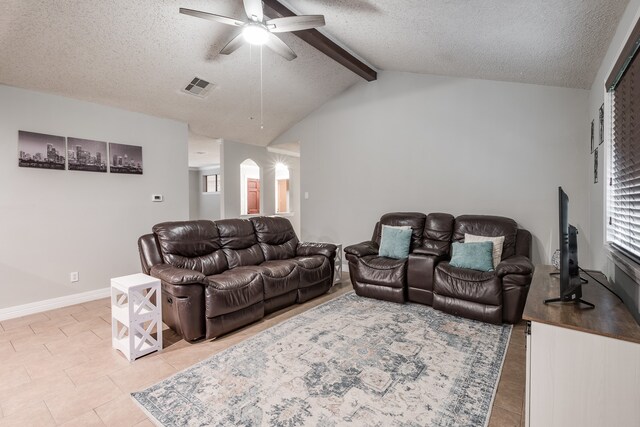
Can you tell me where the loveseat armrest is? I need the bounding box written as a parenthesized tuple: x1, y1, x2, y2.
(496, 256, 534, 278)
(296, 242, 337, 259)
(150, 264, 206, 285)
(412, 247, 448, 257)
(344, 241, 379, 258)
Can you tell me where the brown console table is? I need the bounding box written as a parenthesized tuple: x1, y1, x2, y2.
(523, 265, 640, 344)
(523, 265, 640, 427)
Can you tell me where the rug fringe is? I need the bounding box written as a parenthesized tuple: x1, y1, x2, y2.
(130, 393, 164, 427)
(483, 323, 514, 427)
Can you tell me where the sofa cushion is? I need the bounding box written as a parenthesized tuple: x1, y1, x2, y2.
(205, 267, 263, 317)
(449, 242, 494, 272)
(374, 212, 427, 250)
(352, 255, 407, 288)
(379, 225, 412, 259)
(360, 255, 406, 271)
(153, 220, 227, 276)
(256, 260, 299, 299)
(453, 215, 518, 261)
(216, 218, 265, 268)
(251, 216, 299, 261)
(435, 262, 501, 306)
(420, 213, 455, 256)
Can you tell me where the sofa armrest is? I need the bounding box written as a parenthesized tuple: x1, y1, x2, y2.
(412, 247, 447, 257)
(344, 241, 379, 258)
(150, 264, 206, 285)
(296, 242, 337, 259)
(496, 256, 534, 278)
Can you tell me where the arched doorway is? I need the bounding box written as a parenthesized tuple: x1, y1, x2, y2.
(240, 159, 260, 215)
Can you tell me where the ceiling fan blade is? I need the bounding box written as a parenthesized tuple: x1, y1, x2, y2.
(266, 15, 325, 33)
(179, 8, 245, 27)
(243, 0, 263, 22)
(264, 32, 297, 61)
(220, 32, 245, 55)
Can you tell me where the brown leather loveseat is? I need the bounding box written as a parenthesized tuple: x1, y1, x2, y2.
(138, 216, 336, 341)
(345, 212, 533, 324)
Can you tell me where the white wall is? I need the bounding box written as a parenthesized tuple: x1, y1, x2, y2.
(189, 169, 200, 219)
(586, 0, 640, 321)
(189, 166, 222, 220)
(587, 0, 640, 269)
(0, 85, 188, 309)
(221, 140, 301, 235)
(272, 71, 589, 265)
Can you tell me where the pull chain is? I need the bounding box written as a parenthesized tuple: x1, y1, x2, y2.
(249, 45, 254, 121)
(260, 44, 264, 130)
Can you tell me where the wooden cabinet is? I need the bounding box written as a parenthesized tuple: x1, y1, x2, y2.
(523, 266, 640, 427)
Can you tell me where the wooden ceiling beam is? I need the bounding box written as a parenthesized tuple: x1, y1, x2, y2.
(262, 0, 377, 82)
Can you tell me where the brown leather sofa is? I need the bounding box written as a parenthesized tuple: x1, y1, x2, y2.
(345, 212, 533, 324)
(138, 216, 336, 341)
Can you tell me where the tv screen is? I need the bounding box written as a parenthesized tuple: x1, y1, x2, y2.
(558, 187, 582, 300)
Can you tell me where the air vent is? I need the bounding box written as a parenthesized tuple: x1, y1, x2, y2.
(183, 77, 213, 98)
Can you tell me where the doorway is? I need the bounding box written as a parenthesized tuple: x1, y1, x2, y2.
(240, 158, 261, 215)
(247, 178, 260, 214)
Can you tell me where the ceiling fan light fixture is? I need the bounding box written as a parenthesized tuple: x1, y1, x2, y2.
(242, 24, 268, 45)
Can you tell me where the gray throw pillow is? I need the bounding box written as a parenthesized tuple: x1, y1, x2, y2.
(449, 241, 495, 272)
(379, 225, 412, 259)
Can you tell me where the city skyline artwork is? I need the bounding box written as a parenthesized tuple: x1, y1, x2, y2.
(18, 131, 66, 170)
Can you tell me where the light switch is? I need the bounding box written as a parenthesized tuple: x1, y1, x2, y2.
(304, 192, 309, 200)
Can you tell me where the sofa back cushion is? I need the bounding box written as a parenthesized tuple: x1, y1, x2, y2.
(421, 213, 455, 256)
(374, 212, 426, 251)
(215, 218, 265, 269)
(153, 220, 228, 275)
(453, 215, 518, 261)
(250, 216, 299, 261)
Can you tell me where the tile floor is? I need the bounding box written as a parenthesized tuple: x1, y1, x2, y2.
(0, 275, 526, 426)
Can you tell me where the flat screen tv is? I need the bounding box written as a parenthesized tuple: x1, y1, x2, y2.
(545, 187, 593, 308)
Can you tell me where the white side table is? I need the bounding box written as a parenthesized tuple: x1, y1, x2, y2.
(111, 273, 162, 361)
(333, 243, 343, 285)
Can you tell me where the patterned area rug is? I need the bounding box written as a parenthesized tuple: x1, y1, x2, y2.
(132, 292, 511, 426)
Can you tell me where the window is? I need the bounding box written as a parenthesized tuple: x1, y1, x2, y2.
(204, 174, 221, 193)
(275, 163, 290, 214)
(606, 18, 640, 261)
(240, 159, 260, 215)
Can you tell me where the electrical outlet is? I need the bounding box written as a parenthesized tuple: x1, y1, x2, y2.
(70, 272, 79, 282)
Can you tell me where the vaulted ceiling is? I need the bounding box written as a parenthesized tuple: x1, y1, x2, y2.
(0, 0, 630, 154)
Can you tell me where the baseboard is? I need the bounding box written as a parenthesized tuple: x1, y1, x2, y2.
(0, 287, 111, 321)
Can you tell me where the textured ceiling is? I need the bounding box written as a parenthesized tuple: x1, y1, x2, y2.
(285, 0, 629, 89)
(0, 0, 629, 162)
(0, 0, 360, 150)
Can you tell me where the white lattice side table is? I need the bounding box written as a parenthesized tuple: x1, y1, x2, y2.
(333, 243, 343, 285)
(111, 273, 162, 361)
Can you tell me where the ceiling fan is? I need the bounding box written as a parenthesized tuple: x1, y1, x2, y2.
(180, 0, 326, 61)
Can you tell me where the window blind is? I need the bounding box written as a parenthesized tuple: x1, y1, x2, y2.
(609, 27, 640, 261)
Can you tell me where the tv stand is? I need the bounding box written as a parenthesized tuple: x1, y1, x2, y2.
(523, 266, 640, 427)
(546, 271, 591, 307)
(543, 296, 594, 309)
